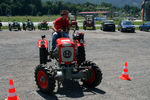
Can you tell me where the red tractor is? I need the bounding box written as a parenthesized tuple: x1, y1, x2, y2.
(70, 15, 79, 30)
(83, 15, 96, 30)
(35, 30, 102, 94)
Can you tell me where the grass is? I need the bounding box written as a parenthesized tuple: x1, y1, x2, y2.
(0, 15, 144, 26)
(0, 26, 8, 29)
(0, 15, 60, 22)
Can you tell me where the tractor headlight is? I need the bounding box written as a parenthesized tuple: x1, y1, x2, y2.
(63, 50, 72, 58)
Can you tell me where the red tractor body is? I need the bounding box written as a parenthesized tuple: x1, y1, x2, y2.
(56, 38, 76, 65)
(35, 31, 103, 94)
(83, 15, 96, 30)
(70, 15, 79, 30)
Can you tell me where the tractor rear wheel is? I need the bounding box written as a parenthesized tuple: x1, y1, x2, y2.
(81, 61, 102, 88)
(9, 26, 12, 31)
(76, 25, 79, 30)
(77, 46, 86, 65)
(35, 65, 56, 94)
(18, 27, 21, 31)
(83, 24, 86, 30)
(39, 48, 48, 64)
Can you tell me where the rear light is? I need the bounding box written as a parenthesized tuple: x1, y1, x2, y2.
(38, 40, 48, 48)
(41, 41, 45, 46)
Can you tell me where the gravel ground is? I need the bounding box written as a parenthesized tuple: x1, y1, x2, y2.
(0, 29, 150, 100)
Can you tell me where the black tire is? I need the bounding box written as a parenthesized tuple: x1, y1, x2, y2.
(76, 25, 79, 30)
(132, 29, 135, 33)
(77, 46, 86, 65)
(9, 27, 12, 31)
(39, 48, 48, 64)
(0, 23, 2, 27)
(24, 27, 26, 31)
(139, 27, 142, 31)
(18, 27, 21, 31)
(102, 27, 105, 31)
(31, 27, 33, 31)
(121, 28, 123, 32)
(83, 26, 86, 30)
(23, 25, 26, 30)
(112, 28, 115, 32)
(35, 65, 56, 94)
(38, 26, 40, 30)
(146, 28, 150, 32)
(81, 61, 102, 88)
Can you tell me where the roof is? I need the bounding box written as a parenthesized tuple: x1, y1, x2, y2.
(79, 11, 109, 14)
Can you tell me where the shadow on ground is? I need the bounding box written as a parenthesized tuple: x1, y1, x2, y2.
(37, 80, 105, 100)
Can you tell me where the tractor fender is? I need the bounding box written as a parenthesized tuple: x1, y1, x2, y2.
(76, 40, 86, 47)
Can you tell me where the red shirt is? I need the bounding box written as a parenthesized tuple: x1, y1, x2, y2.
(53, 17, 69, 30)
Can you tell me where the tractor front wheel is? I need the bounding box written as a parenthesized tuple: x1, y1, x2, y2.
(81, 61, 102, 88)
(35, 65, 56, 94)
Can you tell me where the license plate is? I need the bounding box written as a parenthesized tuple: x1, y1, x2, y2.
(127, 28, 131, 30)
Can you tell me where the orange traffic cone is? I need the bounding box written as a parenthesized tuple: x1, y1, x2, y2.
(5, 79, 20, 100)
(119, 62, 131, 80)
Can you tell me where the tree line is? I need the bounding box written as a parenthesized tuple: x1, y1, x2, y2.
(0, 0, 140, 16)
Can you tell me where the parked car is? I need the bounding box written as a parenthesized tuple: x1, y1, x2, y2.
(118, 20, 135, 33)
(112, 17, 120, 21)
(8, 21, 21, 31)
(101, 20, 115, 31)
(127, 17, 136, 21)
(139, 21, 150, 32)
(94, 17, 106, 21)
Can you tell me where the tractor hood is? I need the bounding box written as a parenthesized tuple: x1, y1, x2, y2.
(56, 38, 75, 46)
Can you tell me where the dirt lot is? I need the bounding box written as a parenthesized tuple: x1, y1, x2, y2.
(0, 29, 150, 100)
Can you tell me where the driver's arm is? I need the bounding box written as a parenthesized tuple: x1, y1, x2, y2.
(52, 23, 61, 32)
(52, 23, 57, 32)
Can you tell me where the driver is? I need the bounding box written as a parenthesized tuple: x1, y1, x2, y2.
(51, 10, 70, 51)
(26, 19, 30, 25)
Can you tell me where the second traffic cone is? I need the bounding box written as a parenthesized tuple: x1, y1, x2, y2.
(119, 62, 131, 80)
(5, 79, 20, 100)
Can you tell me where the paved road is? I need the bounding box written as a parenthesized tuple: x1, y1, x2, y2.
(0, 30, 150, 100)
